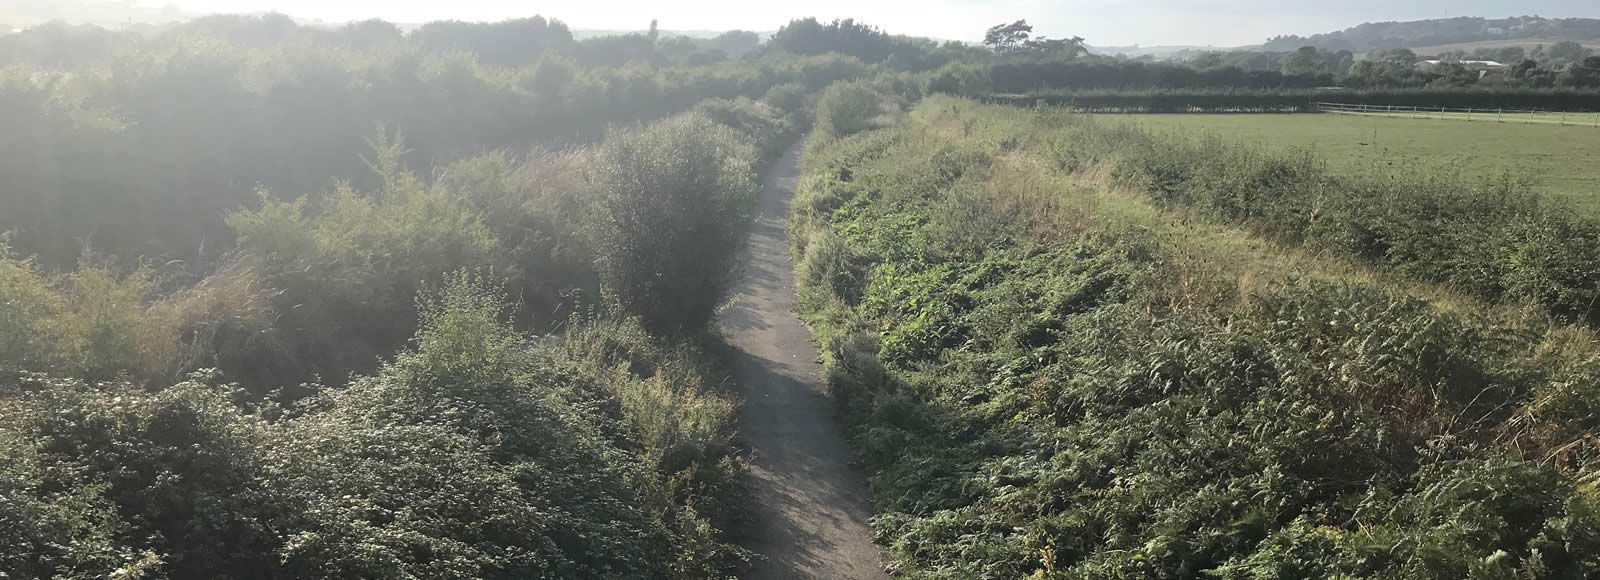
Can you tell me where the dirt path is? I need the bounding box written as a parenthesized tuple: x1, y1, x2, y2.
(721, 143, 888, 579)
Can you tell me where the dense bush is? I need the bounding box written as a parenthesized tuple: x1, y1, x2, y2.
(589, 113, 760, 335)
(0, 243, 272, 385)
(0, 273, 750, 579)
(692, 97, 797, 164)
(814, 81, 890, 141)
(789, 97, 1600, 577)
(224, 131, 507, 384)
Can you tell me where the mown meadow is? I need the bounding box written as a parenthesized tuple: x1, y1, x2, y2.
(1119, 113, 1600, 213)
(792, 93, 1600, 577)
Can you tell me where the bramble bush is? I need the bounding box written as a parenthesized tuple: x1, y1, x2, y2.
(0, 272, 751, 579)
(814, 81, 891, 141)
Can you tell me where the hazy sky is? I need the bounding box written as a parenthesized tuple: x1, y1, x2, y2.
(132, 0, 1600, 47)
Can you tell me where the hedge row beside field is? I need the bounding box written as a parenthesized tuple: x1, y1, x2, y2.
(979, 100, 1600, 328)
(980, 88, 1600, 113)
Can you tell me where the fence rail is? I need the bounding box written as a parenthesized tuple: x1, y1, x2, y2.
(1315, 102, 1600, 127)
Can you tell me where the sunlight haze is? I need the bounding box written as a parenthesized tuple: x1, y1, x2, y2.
(119, 0, 1600, 46)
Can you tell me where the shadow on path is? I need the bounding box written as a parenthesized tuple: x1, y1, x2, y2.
(720, 143, 887, 579)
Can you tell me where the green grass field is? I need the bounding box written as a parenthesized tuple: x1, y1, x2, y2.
(1116, 112, 1600, 211)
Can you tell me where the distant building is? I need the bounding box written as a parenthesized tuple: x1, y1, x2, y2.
(1415, 59, 1507, 72)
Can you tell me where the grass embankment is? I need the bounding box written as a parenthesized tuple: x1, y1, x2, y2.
(1119, 112, 1600, 212)
(791, 94, 1600, 577)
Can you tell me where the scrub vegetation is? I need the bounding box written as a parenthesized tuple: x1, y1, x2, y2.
(0, 13, 935, 580)
(790, 94, 1600, 577)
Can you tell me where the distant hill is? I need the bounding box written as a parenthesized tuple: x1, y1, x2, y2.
(1088, 45, 1233, 59)
(1263, 16, 1600, 52)
(572, 29, 752, 40)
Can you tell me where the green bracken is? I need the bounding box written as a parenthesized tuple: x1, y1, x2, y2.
(792, 95, 1600, 578)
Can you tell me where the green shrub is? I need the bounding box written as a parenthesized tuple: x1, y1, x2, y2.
(0, 244, 273, 385)
(588, 113, 759, 335)
(692, 97, 795, 163)
(814, 81, 886, 140)
(0, 373, 279, 579)
(761, 82, 809, 115)
(797, 228, 869, 311)
(279, 272, 748, 578)
(925, 63, 990, 97)
(0, 243, 59, 374)
(227, 130, 502, 382)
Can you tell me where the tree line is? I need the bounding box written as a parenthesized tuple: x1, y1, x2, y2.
(0, 14, 935, 271)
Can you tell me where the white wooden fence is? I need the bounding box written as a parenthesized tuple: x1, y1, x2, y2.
(1315, 102, 1600, 127)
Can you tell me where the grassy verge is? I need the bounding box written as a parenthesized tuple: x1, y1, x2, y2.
(791, 95, 1600, 577)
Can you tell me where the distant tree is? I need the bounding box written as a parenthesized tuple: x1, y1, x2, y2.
(1345, 48, 1424, 87)
(983, 20, 1034, 54)
(1547, 40, 1586, 65)
(770, 18, 894, 63)
(1027, 36, 1087, 59)
(528, 56, 576, 99)
(983, 19, 1085, 59)
(572, 32, 660, 66)
(1559, 55, 1600, 87)
(1279, 46, 1320, 75)
(1373, 47, 1419, 65)
(707, 30, 760, 58)
(338, 19, 403, 50)
(656, 35, 699, 60)
(1425, 62, 1480, 87)
(1494, 46, 1525, 64)
(412, 16, 574, 66)
(1188, 51, 1225, 69)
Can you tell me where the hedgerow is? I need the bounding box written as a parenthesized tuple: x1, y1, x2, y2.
(936, 98, 1600, 330)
